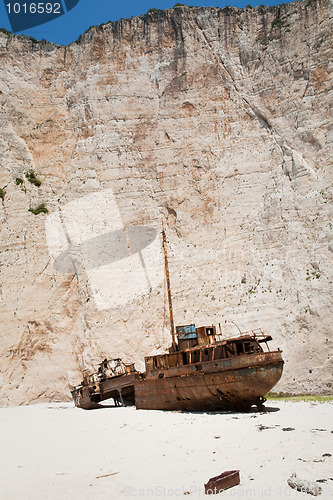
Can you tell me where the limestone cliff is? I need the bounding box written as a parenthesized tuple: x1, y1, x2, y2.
(0, 0, 332, 405)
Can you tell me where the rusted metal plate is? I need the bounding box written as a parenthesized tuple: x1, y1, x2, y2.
(101, 373, 139, 393)
(205, 470, 240, 495)
(135, 351, 284, 411)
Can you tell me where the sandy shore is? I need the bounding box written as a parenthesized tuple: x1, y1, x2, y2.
(1, 400, 332, 499)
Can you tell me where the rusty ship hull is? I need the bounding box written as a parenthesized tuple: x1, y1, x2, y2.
(135, 350, 284, 411)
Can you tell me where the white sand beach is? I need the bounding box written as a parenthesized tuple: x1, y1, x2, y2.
(1, 400, 332, 499)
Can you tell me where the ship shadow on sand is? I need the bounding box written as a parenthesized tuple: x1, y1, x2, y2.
(82, 402, 281, 414)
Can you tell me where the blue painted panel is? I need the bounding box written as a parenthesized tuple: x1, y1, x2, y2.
(178, 332, 197, 340)
(176, 324, 197, 339)
(176, 324, 196, 334)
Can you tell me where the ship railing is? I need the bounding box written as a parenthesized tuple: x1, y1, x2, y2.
(213, 328, 273, 351)
(217, 327, 268, 339)
(237, 328, 268, 338)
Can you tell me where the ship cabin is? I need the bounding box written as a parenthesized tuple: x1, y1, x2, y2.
(144, 324, 273, 372)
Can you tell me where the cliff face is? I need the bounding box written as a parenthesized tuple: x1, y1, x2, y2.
(0, 0, 332, 405)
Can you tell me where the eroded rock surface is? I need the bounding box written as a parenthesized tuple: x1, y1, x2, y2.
(0, 0, 332, 405)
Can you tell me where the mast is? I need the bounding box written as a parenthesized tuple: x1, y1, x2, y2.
(162, 225, 176, 347)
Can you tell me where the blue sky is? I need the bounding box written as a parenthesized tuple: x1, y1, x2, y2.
(0, 0, 293, 46)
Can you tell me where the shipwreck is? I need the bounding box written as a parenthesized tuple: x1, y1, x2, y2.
(71, 228, 284, 411)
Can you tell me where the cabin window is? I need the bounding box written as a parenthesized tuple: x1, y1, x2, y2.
(191, 350, 201, 364)
(154, 358, 159, 369)
(159, 357, 166, 369)
(244, 342, 255, 354)
(225, 343, 236, 357)
(213, 346, 224, 360)
(168, 353, 178, 367)
(202, 347, 213, 362)
(206, 328, 214, 335)
(236, 342, 244, 355)
(182, 352, 189, 365)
